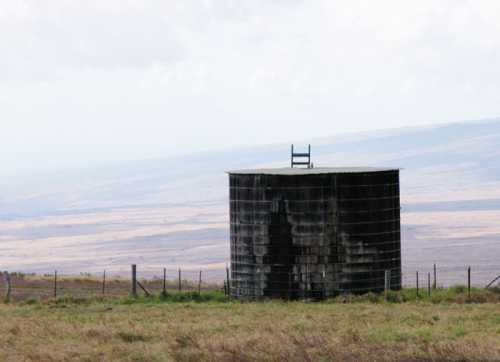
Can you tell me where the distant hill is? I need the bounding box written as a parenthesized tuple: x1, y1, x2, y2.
(1, 118, 500, 285)
(2, 118, 500, 217)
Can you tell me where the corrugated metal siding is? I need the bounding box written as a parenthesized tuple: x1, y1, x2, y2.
(229, 170, 401, 299)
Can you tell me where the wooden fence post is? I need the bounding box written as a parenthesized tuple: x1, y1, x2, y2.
(384, 270, 391, 299)
(54, 270, 58, 299)
(226, 266, 230, 297)
(467, 266, 471, 300)
(198, 270, 202, 295)
(178, 268, 181, 292)
(427, 272, 431, 297)
(486, 275, 500, 289)
(162, 268, 167, 296)
(131, 264, 137, 298)
(305, 264, 309, 299)
(3, 272, 11, 302)
(433, 264, 437, 289)
(136, 281, 151, 297)
(416, 271, 419, 298)
(102, 270, 106, 296)
(322, 270, 326, 300)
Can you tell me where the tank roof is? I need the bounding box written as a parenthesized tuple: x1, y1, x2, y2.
(227, 167, 398, 175)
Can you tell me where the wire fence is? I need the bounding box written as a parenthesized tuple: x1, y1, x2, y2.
(0, 267, 222, 302)
(1, 263, 498, 302)
(402, 264, 499, 287)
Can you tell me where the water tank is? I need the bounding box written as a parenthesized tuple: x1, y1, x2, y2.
(228, 167, 401, 299)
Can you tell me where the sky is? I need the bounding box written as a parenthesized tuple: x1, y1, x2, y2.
(1, 0, 500, 176)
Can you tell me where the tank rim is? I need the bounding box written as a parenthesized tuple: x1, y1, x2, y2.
(226, 167, 399, 175)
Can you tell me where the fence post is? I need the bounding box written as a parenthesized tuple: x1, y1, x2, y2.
(136, 281, 151, 297)
(467, 266, 471, 300)
(416, 271, 419, 298)
(226, 266, 230, 297)
(54, 270, 58, 299)
(298, 271, 301, 299)
(322, 270, 326, 300)
(3, 272, 11, 302)
(102, 270, 106, 296)
(178, 268, 182, 292)
(427, 272, 431, 297)
(384, 270, 391, 299)
(198, 270, 202, 295)
(306, 264, 309, 299)
(223, 280, 227, 296)
(486, 275, 500, 289)
(433, 264, 437, 289)
(131, 264, 137, 298)
(162, 268, 167, 296)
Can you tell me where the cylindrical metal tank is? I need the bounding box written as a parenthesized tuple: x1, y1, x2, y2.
(228, 167, 401, 299)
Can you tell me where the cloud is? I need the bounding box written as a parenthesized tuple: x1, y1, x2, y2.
(0, 0, 307, 80)
(3, 0, 499, 88)
(1, 1, 185, 79)
(0, 0, 500, 175)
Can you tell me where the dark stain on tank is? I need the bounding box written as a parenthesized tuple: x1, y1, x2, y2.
(264, 197, 296, 299)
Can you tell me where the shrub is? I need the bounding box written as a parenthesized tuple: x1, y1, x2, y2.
(116, 331, 148, 343)
(385, 291, 402, 303)
(21, 298, 39, 306)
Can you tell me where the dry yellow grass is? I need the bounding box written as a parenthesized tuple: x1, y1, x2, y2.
(0, 300, 499, 361)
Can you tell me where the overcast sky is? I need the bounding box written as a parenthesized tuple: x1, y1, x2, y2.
(2, 0, 500, 176)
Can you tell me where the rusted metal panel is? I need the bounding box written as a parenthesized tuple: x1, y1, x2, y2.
(229, 168, 401, 300)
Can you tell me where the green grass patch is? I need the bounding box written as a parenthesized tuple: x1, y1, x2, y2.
(119, 290, 230, 305)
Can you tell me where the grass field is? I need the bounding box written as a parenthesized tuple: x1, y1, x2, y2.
(1, 287, 499, 362)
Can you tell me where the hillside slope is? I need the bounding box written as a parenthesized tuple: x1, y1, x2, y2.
(1, 119, 500, 284)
